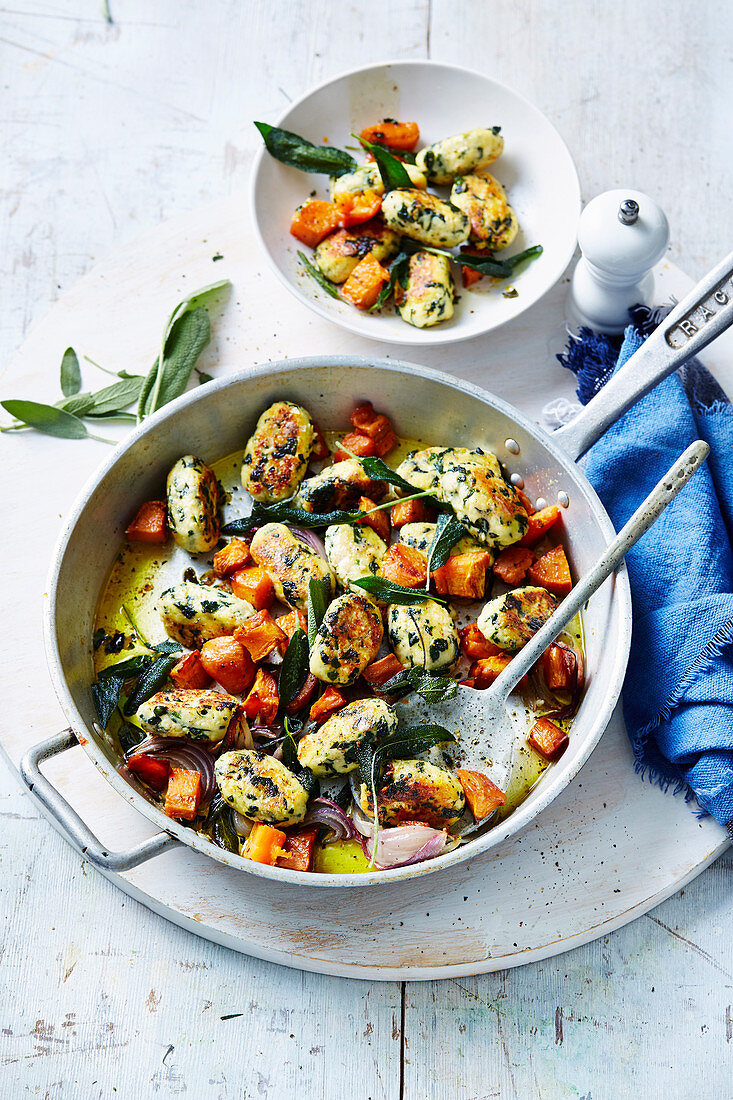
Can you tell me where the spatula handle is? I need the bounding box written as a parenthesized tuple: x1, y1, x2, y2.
(492, 439, 710, 703)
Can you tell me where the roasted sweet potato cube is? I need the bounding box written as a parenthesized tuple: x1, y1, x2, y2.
(379, 543, 428, 588)
(459, 623, 502, 661)
(334, 431, 376, 461)
(125, 500, 168, 544)
(528, 544, 572, 596)
(528, 717, 569, 760)
(340, 253, 389, 310)
(456, 769, 506, 819)
(493, 546, 534, 585)
(169, 651, 211, 690)
(290, 200, 342, 248)
(363, 653, 404, 686)
(277, 826, 320, 871)
(230, 566, 275, 610)
(242, 668, 279, 725)
(469, 654, 513, 688)
(518, 506, 562, 547)
(275, 610, 308, 654)
(164, 767, 202, 821)
(213, 538, 251, 577)
(543, 643, 576, 691)
(356, 495, 390, 542)
(432, 551, 492, 599)
(309, 685, 347, 724)
(389, 498, 435, 527)
(234, 610, 287, 662)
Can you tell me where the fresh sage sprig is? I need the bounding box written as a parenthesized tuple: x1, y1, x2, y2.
(353, 133, 412, 191)
(350, 576, 446, 606)
(0, 400, 115, 442)
(60, 347, 81, 396)
(307, 577, 332, 646)
(255, 121, 357, 177)
(298, 251, 340, 299)
(138, 279, 229, 421)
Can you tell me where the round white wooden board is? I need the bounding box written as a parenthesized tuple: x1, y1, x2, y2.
(1, 190, 729, 980)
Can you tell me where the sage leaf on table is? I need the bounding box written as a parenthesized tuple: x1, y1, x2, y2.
(351, 576, 446, 606)
(80, 375, 145, 416)
(255, 121, 357, 177)
(425, 513, 469, 578)
(60, 347, 81, 396)
(138, 279, 230, 421)
(307, 577, 332, 645)
(297, 251, 340, 299)
(354, 134, 413, 191)
(278, 629, 310, 713)
(0, 400, 99, 440)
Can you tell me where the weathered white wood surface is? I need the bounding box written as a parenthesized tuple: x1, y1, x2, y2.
(1, 1, 732, 1096)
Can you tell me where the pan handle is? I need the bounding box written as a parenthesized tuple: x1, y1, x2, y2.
(19, 729, 181, 871)
(555, 249, 733, 461)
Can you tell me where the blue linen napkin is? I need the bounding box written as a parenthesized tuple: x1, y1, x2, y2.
(558, 308, 733, 833)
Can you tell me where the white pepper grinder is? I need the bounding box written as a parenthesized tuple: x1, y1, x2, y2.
(568, 188, 670, 333)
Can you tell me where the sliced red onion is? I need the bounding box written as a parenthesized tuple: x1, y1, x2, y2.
(250, 723, 283, 741)
(302, 798, 357, 843)
(351, 796, 375, 838)
(365, 824, 447, 869)
(127, 736, 216, 804)
(290, 527, 327, 559)
(231, 810, 253, 837)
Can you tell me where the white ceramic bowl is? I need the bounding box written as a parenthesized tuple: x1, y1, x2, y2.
(251, 60, 581, 346)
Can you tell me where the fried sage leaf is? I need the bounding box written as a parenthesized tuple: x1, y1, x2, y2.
(298, 251, 340, 299)
(354, 134, 412, 191)
(278, 629, 310, 713)
(428, 244, 544, 278)
(255, 121, 356, 177)
(122, 655, 178, 717)
(307, 577, 332, 647)
(351, 577, 446, 606)
(223, 500, 364, 533)
(370, 251, 410, 312)
(379, 666, 458, 704)
(425, 513, 469, 576)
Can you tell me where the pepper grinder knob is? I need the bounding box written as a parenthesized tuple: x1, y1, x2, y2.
(568, 188, 670, 333)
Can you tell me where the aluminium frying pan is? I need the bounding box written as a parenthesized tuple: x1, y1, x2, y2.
(21, 251, 733, 886)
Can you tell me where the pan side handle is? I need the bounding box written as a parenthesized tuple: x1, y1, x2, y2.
(555, 249, 733, 461)
(20, 729, 181, 871)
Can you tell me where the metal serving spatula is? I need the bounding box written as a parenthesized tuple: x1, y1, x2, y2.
(400, 439, 710, 794)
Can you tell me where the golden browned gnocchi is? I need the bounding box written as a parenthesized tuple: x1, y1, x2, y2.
(241, 401, 314, 503)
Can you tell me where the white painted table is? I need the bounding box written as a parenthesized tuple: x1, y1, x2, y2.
(1, 3, 732, 1096)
